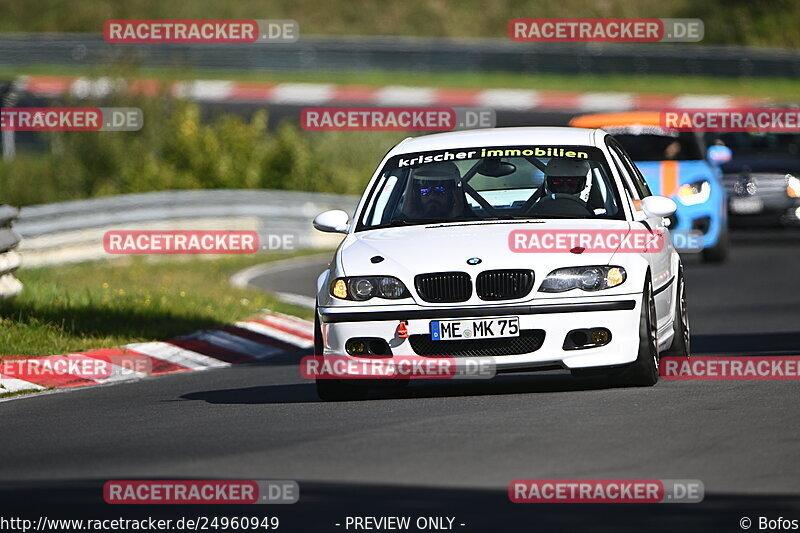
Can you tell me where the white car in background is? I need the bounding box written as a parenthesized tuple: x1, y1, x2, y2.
(312, 127, 689, 401)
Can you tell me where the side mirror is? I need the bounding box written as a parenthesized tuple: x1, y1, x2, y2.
(313, 210, 350, 234)
(707, 145, 732, 164)
(641, 196, 678, 218)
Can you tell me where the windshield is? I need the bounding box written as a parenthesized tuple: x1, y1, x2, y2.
(703, 132, 800, 157)
(357, 145, 624, 230)
(608, 127, 703, 161)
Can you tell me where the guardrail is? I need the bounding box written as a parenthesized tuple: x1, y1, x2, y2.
(1, 33, 800, 78)
(0, 205, 23, 299)
(16, 189, 359, 266)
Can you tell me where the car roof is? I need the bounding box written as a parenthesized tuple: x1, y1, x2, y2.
(388, 127, 602, 156)
(569, 111, 663, 129)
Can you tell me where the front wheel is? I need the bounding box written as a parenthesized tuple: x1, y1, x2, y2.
(661, 270, 690, 358)
(608, 277, 660, 387)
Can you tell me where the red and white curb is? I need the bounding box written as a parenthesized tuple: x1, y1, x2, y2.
(0, 310, 313, 399)
(16, 75, 767, 112)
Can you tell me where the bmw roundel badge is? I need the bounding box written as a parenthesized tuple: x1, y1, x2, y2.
(466, 257, 482, 265)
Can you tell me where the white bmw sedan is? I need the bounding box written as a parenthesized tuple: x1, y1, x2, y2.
(312, 127, 689, 400)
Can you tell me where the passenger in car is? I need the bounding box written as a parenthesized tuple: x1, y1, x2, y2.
(528, 160, 596, 216)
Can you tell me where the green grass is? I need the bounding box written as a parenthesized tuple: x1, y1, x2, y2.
(0, 251, 323, 357)
(0, 387, 47, 399)
(4, 65, 800, 100)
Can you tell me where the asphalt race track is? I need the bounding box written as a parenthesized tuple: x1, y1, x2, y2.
(2, 230, 800, 532)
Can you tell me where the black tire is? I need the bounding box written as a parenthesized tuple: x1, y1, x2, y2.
(702, 225, 729, 263)
(313, 308, 324, 354)
(313, 308, 369, 401)
(609, 276, 660, 387)
(661, 269, 690, 358)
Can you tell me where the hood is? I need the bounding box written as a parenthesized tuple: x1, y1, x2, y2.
(339, 219, 633, 284)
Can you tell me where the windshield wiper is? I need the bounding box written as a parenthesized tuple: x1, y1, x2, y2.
(374, 218, 441, 229)
(524, 214, 593, 219)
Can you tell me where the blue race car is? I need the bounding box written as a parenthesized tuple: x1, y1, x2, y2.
(570, 112, 729, 263)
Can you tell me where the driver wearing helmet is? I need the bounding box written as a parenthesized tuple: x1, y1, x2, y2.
(541, 159, 592, 201)
(528, 159, 595, 216)
(401, 161, 471, 220)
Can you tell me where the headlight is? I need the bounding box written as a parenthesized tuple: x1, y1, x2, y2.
(330, 276, 410, 301)
(787, 174, 800, 198)
(677, 180, 711, 205)
(539, 266, 627, 293)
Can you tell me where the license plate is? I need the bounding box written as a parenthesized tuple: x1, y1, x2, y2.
(730, 197, 763, 214)
(430, 317, 520, 341)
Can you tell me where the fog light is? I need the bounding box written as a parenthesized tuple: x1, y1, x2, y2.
(345, 338, 391, 356)
(564, 328, 612, 350)
(345, 339, 367, 355)
(591, 329, 610, 344)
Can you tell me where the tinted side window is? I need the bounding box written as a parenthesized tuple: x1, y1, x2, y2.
(605, 137, 639, 200)
(610, 141, 653, 198)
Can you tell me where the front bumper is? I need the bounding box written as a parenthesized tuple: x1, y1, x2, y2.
(670, 199, 725, 249)
(318, 295, 643, 373)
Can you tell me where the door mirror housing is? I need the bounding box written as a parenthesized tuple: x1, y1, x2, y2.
(641, 196, 678, 218)
(313, 210, 350, 234)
